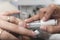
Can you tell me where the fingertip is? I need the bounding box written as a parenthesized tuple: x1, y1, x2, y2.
(40, 17, 46, 22)
(40, 26, 47, 31)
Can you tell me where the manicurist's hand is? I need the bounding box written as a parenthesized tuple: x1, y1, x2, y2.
(25, 4, 60, 33)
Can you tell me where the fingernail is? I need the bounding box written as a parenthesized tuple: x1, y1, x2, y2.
(40, 26, 47, 31)
(41, 17, 46, 21)
(32, 31, 36, 35)
(34, 30, 40, 35)
(40, 26, 44, 29)
(40, 26, 46, 30)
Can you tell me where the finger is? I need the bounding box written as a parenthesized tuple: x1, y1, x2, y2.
(40, 25, 60, 33)
(41, 4, 57, 21)
(25, 13, 40, 23)
(0, 10, 20, 16)
(0, 16, 22, 24)
(0, 19, 36, 37)
(0, 28, 19, 40)
(0, 16, 28, 28)
(40, 19, 60, 33)
(25, 8, 47, 23)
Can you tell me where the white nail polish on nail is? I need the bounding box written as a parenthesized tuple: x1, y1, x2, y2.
(34, 30, 40, 35)
(41, 17, 46, 21)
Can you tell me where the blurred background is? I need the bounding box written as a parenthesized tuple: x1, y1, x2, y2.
(0, 0, 60, 20)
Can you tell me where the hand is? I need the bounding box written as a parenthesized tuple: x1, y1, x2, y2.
(0, 10, 20, 40)
(0, 10, 36, 40)
(25, 4, 60, 33)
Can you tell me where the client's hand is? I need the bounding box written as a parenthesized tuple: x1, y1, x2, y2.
(25, 4, 60, 33)
(0, 10, 36, 40)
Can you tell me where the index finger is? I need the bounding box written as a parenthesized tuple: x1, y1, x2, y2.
(25, 8, 47, 23)
(25, 13, 40, 23)
(0, 19, 35, 37)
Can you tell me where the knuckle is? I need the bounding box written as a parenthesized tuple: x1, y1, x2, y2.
(10, 16, 16, 21)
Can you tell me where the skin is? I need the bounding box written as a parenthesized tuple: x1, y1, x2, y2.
(0, 28, 19, 40)
(2, 4, 60, 40)
(25, 4, 60, 33)
(0, 10, 20, 40)
(0, 10, 36, 40)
